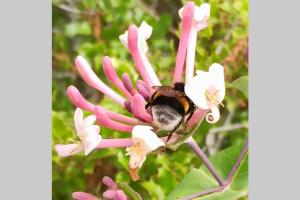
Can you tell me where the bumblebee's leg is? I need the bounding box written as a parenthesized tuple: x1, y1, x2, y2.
(145, 91, 157, 109)
(166, 118, 184, 143)
(185, 109, 195, 127)
(166, 132, 174, 143)
(145, 100, 150, 108)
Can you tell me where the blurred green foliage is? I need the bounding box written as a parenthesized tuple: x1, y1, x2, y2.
(52, 0, 248, 199)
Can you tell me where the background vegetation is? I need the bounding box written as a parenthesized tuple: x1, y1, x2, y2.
(52, 0, 248, 199)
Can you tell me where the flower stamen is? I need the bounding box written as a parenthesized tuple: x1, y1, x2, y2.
(204, 89, 224, 107)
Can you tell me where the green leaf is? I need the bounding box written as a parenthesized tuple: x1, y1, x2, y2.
(65, 22, 92, 37)
(118, 183, 142, 200)
(166, 143, 248, 200)
(52, 111, 74, 142)
(231, 76, 248, 98)
(141, 179, 165, 200)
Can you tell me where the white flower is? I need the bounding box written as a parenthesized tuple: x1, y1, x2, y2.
(126, 125, 164, 181)
(55, 108, 102, 157)
(119, 21, 153, 53)
(178, 3, 210, 31)
(126, 125, 164, 180)
(185, 63, 225, 124)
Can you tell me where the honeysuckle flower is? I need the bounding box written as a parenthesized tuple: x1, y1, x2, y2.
(102, 56, 134, 101)
(121, 73, 136, 96)
(55, 108, 102, 157)
(126, 125, 165, 180)
(72, 192, 100, 200)
(72, 176, 128, 200)
(178, 3, 210, 31)
(75, 55, 126, 106)
(183, 3, 211, 84)
(120, 21, 161, 87)
(136, 80, 150, 101)
(119, 21, 152, 53)
(102, 176, 128, 200)
(185, 63, 225, 123)
(67, 85, 140, 125)
(173, 1, 195, 83)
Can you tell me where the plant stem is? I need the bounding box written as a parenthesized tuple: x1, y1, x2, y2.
(183, 137, 248, 199)
(180, 186, 224, 200)
(187, 138, 226, 186)
(226, 136, 248, 183)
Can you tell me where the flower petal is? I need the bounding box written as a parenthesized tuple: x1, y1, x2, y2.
(179, 3, 210, 31)
(132, 125, 164, 151)
(82, 115, 97, 127)
(208, 63, 226, 99)
(206, 106, 220, 124)
(137, 21, 152, 53)
(119, 21, 152, 53)
(185, 63, 225, 109)
(184, 73, 208, 109)
(128, 152, 147, 170)
(194, 3, 210, 22)
(139, 21, 152, 40)
(83, 126, 102, 156)
(74, 108, 84, 133)
(55, 144, 83, 157)
(119, 31, 129, 48)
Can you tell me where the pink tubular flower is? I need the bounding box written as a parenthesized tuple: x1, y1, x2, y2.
(102, 176, 128, 200)
(72, 192, 100, 200)
(173, 1, 195, 83)
(182, 3, 211, 84)
(119, 21, 161, 88)
(75, 56, 126, 106)
(102, 56, 134, 101)
(72, 176, 129, 200)
(56, 1, 225, 181)
(131, 94, 152, 123)
(121, 73, 136, 96)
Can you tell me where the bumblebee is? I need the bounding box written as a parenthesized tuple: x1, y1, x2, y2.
(146, 82, 196, 142)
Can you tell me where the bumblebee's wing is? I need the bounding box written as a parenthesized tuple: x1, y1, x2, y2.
(152, 85, 174, 90)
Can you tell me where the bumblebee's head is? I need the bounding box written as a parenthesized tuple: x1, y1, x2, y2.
(173, 82, 185, 92)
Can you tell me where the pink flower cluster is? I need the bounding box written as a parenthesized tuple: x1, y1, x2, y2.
(66, 1, 209, 135)
(55, 1, 227, 199)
